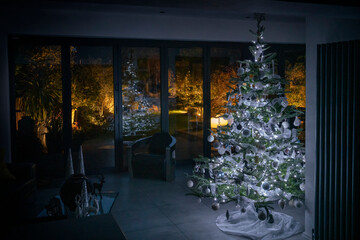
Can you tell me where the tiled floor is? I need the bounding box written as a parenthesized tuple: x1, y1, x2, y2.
(98, 164, 306, 240)
(27, 164, 306, 240)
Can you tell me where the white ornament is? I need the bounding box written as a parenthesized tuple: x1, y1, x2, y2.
(210, 183, 216, 194)
(207, 135, 214, 142)
(235, 145, 241, 153)
(187, 180, 194, 188)
(78, 145, 85, 175)
(65, 148, 74, 179)
(283, 128, 291, 138)
(293, 116, 301, 127)
(237, 67, 245, 76)
(218, 147, 226, 155)
(282, 121, 289, 129)
(299, 183, 305, 191)
(205, 188, 211, 194)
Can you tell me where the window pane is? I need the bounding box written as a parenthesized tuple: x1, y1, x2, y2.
(14, 45, 63, 174)
(168, 47, 203, 163)
(71, 46, 114, 170)
(121, 47, 161, 140)
(210, 48, 241, 157)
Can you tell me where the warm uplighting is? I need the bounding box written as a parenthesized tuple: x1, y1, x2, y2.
(211, 115, 228, 129)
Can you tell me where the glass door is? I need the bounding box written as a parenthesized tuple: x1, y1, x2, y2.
(13, 44, 64, 179)
(70, 46, 114, 171)
(121, 47, 161, 167)
(168, 47, 203, 163)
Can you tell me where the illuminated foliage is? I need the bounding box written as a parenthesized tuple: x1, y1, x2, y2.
(285, 56, 306, 108)
(15, 46, 62, 124)
(211, 66, 237, 117)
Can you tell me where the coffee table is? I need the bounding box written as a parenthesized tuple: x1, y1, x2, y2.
(5, 191, 126, 240)
(35, 191, 118, 221)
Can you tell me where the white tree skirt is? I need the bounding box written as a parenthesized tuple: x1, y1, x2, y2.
(216, 205, 304, 240)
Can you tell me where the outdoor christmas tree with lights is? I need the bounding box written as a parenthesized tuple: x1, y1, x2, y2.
(122, 54, 158, 136)
(186, 15, 305, 235)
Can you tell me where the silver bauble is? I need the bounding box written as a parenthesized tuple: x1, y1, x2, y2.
(294, 200, 303, 208)
(187, 180, 194, 188)
(207, 135, 214, 143)
(293, 116, 301, 127)
(211, 202, 220, 211)
(258, 210, 266, 221)
(218, 147, 226, 155)
(283, 128, 291, 138)
(237, 67, 245, 76)
(261, 182, 270, 191)
(197, 198, 202, 203)
(278, 199, 286, 209)
(299, 183, 305, 191)
(205, 188, 211, 194)
(272, 161, 279, 168)
(213, 141, 220, 149)
(235, 145, 241, 153)
(242, 129, 251, 137)
(282, 121, 289, 129)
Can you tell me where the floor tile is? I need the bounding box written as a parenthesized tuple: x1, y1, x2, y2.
(125, 225, 188, 240)
(111, 207, 173, 232)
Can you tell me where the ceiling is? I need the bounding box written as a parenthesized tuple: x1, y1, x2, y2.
(3, 0, 360, 21)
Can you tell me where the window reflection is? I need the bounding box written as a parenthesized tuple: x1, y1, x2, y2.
(168, 48, 203, 163)
(121, 48, 161, 140)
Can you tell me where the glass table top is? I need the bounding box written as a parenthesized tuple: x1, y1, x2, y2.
(36, 191, 118, 220)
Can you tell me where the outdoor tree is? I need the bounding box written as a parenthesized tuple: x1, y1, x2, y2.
(210, 67, 237, 117)
(186, 16, 305, 237)
(71, 56, 114, 130)
(175, 70, 203, 116)
(122, 54, 158, 137)
(16, 46, 62, 125)
(15, 46, 63, 156)
(285, 56, 306, 109)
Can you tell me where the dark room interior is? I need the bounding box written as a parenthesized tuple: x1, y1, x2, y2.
(0, 1, 359, 240)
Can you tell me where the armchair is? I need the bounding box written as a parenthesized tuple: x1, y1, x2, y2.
(127, 132, 176, 182)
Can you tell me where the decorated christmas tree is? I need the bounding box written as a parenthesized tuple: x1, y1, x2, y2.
(122, 54, 158, 136)
(186, 15, 305, 231)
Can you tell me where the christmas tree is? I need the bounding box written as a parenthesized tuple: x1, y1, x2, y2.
(122, 54, 158, 136)
(186, 15, 305, 223)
